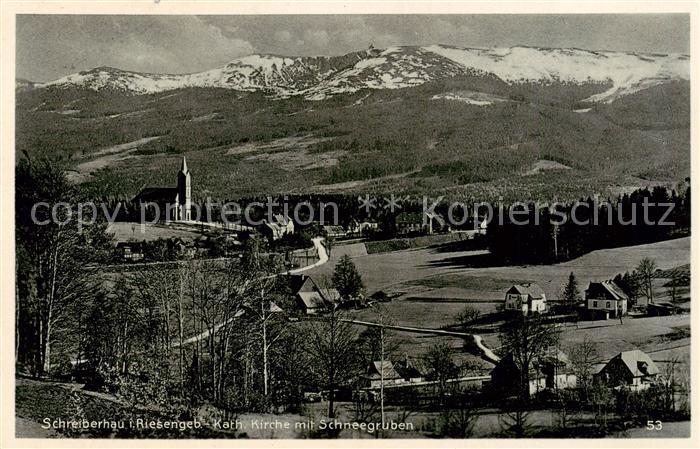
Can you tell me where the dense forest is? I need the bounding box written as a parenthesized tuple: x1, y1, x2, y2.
(486, 184, 690, 264)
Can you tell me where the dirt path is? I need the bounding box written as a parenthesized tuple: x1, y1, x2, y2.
(173, 238, 328, 347)
(340, 318, 500, 364)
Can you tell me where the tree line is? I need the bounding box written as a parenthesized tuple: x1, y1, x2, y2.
(486, 185, 689, 265)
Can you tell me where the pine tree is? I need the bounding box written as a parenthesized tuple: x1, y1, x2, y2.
(332, 255, 364, 304)
(562, 272, 581, 309)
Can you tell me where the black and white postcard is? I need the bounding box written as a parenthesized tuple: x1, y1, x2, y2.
(2, 1, 698, 447)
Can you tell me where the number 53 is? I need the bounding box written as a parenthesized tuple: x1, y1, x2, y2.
(646, 420, 663, 430)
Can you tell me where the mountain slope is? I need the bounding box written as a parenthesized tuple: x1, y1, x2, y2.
(33, 45, 689, 103)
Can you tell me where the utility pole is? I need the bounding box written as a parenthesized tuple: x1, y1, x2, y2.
(552, 222, 559, 260)
(379, 313, 385, 428)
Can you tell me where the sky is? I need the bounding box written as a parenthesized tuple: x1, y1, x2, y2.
(17, 14, 690, 82)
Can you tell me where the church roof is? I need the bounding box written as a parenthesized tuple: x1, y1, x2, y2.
(180, 156, 188, 173)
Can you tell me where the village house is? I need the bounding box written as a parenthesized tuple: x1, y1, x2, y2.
(585, 280, 628, 320)
(360, 361, 405, 389)
(489, 348, 576, 398)
(260, 213, 295, 241)
(115, 241, 144, 262)
(284, 274, 338, 315)
(322, 225, 347, 239)
(595, 349, 660, 391)
(504, 283, 547, 315)
(347, 218, 379, 236)
(647, 301, 683, 316)
(395, 211, 447, 236)
(395, 357, 424, 383)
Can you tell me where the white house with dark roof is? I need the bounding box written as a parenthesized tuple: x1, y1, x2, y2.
(261, 213, 295, 240)
(285, 274, 338, 315)
(596, 349, 660, 391)
(504, 283, 547, 315)
(585, 280, 628, 319)
(490, 347, 576, 397)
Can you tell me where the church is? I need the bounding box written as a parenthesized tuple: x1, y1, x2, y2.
(132, 156, 192, 222)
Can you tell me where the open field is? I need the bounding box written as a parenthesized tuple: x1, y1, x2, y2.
(107, 222, 205, 243)
(309, 237, 690, 367)
(65, 136, 162, 183)
(311, 237, 689, 299)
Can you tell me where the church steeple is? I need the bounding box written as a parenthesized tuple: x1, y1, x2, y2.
(176, 156, 191, 221)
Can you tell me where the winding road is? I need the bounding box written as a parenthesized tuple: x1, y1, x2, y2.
(173, 237, 329, 347)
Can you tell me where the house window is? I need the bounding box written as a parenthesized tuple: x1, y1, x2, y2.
(606, 301, 611, 308)
(593, 300, 598, 308)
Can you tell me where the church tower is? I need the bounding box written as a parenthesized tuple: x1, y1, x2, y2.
(176, 156, 191, 221)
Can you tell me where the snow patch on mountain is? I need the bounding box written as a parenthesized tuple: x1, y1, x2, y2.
(36, 45, 689, 103)
(431, 90, 507, 106)
(422, 45, 689, 103)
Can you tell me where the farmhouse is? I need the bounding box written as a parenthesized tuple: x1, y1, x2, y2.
(395, 358, 424, 383)
(489, 348, 576, 398)
(322, 225, 347, 239)
(504, 283, 547, 315)
(132, 157, 192, 222)
(285, 274, 337, 314)
(115, 241, 144, 262)
(360, 361, 405, 389)
(395, 211, 447, 235)
(596, 349, 660, 391)
(647, 301, 683, 316)
(348, 219, 379, 236)
(585, 280, 628, 319)
(260, 214, 295, 241)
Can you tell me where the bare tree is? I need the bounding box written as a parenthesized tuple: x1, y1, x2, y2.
(568, 340, 599, 401)
(425, 341, 460, 407)
(636, 257, 658, 304)
(499, 315, 560, 401)
(665, 272, 687, 305)
(16, 158, 109, 377)
(305, 306, 359, 418)
(240, 252, 289, 405)
(455, 305, 481, 327)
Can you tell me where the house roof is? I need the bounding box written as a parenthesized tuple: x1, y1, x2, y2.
(269, 301, 284, 313)
(494, 347, 570, 377)
(297, 291, 327, 310)
(364, 361, 403, 380)
(588, 280, 629, 301)
(323, 225, 346, 234)
(285, 274, 316, 294)
(272, 214, 291, 225)
(610, 350, 660, 377)
(395, 361, 423, 380)
(507, 283, 545, 299)
(264, 221, 287, 234)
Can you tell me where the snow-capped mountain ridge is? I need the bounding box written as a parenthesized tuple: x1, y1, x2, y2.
(36, 45, 689, 103)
